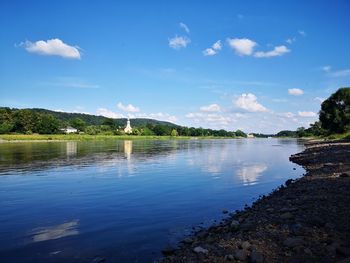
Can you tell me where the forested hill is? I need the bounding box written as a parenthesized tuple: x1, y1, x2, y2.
(1, 107, 179, 128)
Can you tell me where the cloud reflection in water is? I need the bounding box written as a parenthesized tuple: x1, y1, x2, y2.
(237, 164, 267, 185)
(31, 220, 79, 242)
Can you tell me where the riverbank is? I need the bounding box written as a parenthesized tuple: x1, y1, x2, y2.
(0, 134, 243, 142)
(159, 140, 350, 263)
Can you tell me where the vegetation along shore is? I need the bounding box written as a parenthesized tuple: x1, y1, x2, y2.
(158, 139, 350, 263)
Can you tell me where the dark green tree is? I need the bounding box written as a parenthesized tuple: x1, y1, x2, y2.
(37, 114, 61, 134)
(319, 87, 350, 133)
(70, 118, 86, 132)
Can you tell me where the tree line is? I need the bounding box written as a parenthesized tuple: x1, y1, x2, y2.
(0, 107, 247, 137)
(276, 87, 350, 138)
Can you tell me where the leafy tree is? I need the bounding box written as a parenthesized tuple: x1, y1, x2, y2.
(171, 129, 178, 137)
(319, 87, 350, 133)
(235, 129, 247, 138)
(0, 121, 14, 134)
(70, 118, 86, 132)
(37, 114, 60, 134)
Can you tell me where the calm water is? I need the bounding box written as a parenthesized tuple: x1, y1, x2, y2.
(0, 139, 304, 263)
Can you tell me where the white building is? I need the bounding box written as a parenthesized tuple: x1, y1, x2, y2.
(124, 118, 132, 134)
(61, 126, 78, 134)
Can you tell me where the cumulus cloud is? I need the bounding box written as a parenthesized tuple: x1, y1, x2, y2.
(117, 102, 140, 113)
(200, 103, 221, 112)
(288, 88, 304, 96)
(298, 111, 317, 117)
(179, 22, 190, 33)
(227, 38, 257, 56)
(203, 40, 222, 56)
(168, 35, 191, 49)
(97, 108, 124, 119)
(254, 45, 290, 58)
(21, 38, 81, 59)
(234, 93, 268, 112)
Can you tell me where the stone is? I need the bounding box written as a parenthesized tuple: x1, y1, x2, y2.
(222, 209, 229, 214)
(250, 250, 264, 263)
(193, 246, 208, 254)
(182, 237, 194, 244)
(241, 241, 251, 250)
(231, 220, 240, 231)
(234, 249, 248, 261)
(225, 254, 234, 260)
(283, 237, 304, 248)
(280, 212, 294, 219)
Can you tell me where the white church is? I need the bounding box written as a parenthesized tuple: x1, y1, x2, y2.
(124, 118, 132, 134)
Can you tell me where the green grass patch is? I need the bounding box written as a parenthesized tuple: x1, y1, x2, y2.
(0, 134, 238, 141)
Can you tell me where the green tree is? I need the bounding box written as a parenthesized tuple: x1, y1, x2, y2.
(235, 129, 247, 138)
(70, 118, 86, 132)
(319, 87, 350, 133)
(37, 114, 60, 134)
(171, 129, 178, 137)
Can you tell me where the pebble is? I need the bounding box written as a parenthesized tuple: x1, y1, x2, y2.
(193, 246, 208, 254)
(283, 237, 304, 248)
(234, 249, 248, 261)
(230, 220, 240, 231)
(250, 250, 264, 263)
(280, 212, 294, 219)
(241, 241, 251, 250)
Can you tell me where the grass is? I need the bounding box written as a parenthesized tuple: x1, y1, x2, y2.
(0, 134, 238, 141)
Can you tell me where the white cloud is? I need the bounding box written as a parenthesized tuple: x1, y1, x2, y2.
(237, 164, 267, 185)
(254, 45, 290, 58)
(280, 112, 295, 118)
(322, 65, 331, 72)
(288, 88, 304, 96)
(136, 112, 177, 123)
(117, 102, 140, 113)
(203, 40, 222, 56)
(203, 48, 217, 56)
(286, 37, 296, 44)
(298, 30, 306, 36)
(227, 38, 257, 56)
(21, 38, 81, 59)
(200, 103, 221, 112)
(179, 22, 190, 33)
(185, 112, 233, 127)
(329, 69, 350, 77)
(212, 40, 222, 50)
(97, 108, 124, 119)
(298, 111, 317, 117)
(168, 35, 190, 49)
(234, 93, 268, 112)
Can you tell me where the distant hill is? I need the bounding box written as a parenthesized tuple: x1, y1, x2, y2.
(1, 107, 180, 128)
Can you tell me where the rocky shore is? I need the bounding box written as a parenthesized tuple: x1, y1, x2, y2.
(159, 140, 350, 263)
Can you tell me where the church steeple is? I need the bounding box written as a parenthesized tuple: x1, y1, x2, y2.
(124, 118, 132, 134)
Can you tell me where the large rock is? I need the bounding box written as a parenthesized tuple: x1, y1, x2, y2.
(193, 246, 208, 254)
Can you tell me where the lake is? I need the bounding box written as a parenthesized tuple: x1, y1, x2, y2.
(0, 139, 304, 263)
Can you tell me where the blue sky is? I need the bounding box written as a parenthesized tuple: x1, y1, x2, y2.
(1, 0, 350, 133)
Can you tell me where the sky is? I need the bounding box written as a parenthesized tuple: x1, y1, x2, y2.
(1, 0, 350, 133)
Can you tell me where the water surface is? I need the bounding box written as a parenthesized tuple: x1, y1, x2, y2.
(0, 139, 304, 262)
